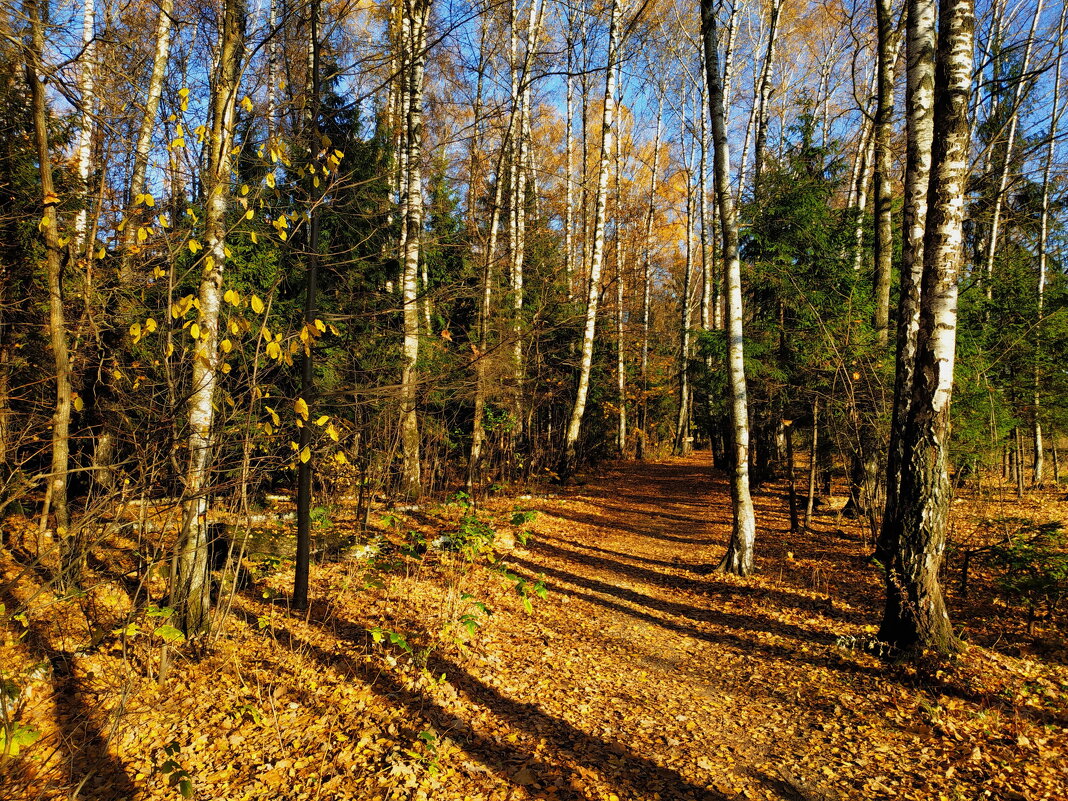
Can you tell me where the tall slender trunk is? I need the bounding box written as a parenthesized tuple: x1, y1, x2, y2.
(399, 0, 430, 500)
(702, 0, 756, 576)
(752, 0, 782, 192)
(560, 0, 621, 477)
(699, 73, 711, 333)
(637, 94, 663, 461)
(1032, 3, 1065, 487)
(294, 0, 321, 611)
(73, 0, 96, 255)
(872, 0, 898, 344)
(675, 120, 694, 458)
(120, 0, 174, 283)
(881, 0, 973, 654)
(25, 0, 73, 550)
(175, 0, 245, 635)
(614, 78, 627, 455)
(564, 23, 576, 302)
(982, 0, 1043, 303)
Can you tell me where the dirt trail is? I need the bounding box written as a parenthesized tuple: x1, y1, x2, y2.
(449, 452, 889, 801)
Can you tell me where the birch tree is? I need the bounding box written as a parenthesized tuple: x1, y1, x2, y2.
(880, 0, 973, 654)
(398, 0, 430, 500)
(702, 0, 756, 576)
(560, 0, 621, 478)
(174, 0, 245, 634)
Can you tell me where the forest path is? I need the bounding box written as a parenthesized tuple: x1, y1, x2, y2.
(447, 452, 891, 801)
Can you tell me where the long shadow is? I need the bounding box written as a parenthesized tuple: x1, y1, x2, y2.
(535, 536, 860, 625)
(0, 584, 137, 800)
(232, 605, 731, 801)
(508, 554, 839, 647)
(545, 508, 712, 545)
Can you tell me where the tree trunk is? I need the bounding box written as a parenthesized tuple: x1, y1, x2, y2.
(881, 0, 973, 654)
(73, 0, 96, 255)
(872, 0, 898, 344)
(560, 0, 621, 478)
(981, 0, 1043, 304)
(805, 399, 819, 529)
(121, 0, 174, 283)
(614, 87, 627, 456)
(1032, 2, 1065, 487)
(878, 0, 937, 567)
(294, 0, 322, 611)
(399, 0, 430, 500)
(637, 93, 663, 461)
(175, 0, 245, 635)
(702, 0, 757, 576)
(25, 0, 74, 559)
(752, 0, 782, 192)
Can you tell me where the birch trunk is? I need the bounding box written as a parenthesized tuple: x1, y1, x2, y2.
(560, 0, 621, 478)
(637, 95, 663, 461)
(614, 80, 627, 455)
(25, 0, 73, 552)
(73, 0, 96, 255)
(120, 0, 174, 283)
(675, 126, 694, 458)
(752, 0, 782, 192)
(702, 0, 757, 576)
(175, 0, 244, 634)
(872, 0, 898, 344)
(881, 0, 973, 654)
(981, 0, 1043, 303)
(878, 0, 936, 566)
(399, 0, 429, 500)
(564, 2, 576, 302)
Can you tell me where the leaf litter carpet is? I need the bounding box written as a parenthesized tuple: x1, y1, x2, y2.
(3, 452, 1067, 800)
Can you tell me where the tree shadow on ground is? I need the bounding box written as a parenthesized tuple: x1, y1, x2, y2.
(231, 605, 732, 801)
(0, 583, 137, 801)
(531, 536, 859, 625)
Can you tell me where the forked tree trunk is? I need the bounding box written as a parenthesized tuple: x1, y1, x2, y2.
(560, 0, 621, 478)
(175, 0, 245, 634)
(878, 0, 936, 567)
(881, 0, 973, 654)
(702, 0, 757, 575)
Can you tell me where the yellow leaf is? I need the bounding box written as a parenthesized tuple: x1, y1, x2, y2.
(221, 339, 233, 354)
(250, 231, 258, 244)
(315, 415, 329, 426)
(130, 322, 142, 340)
(221, 363, 231, 373)
(165, 342, 175, 357)
(144, 318, 157, 333)
(137, 227, 148, 243)
(314, 318, 326, 333)
(327, 423, 339, 442)
(190, 322, 201, 340)
(334, 451, 348, 465)
(251, 295, 265, 314)
(188, 239, 202, 254)
(299, 446, 311, 464)
(294, 398, 309, 421)
(266, 173, 276, 189)
(278, 230, 287, 242)
(241, 184, 249, 196)
(178, 87, 190, 98)
(266, 340, 281, 360)
(240, 95, 253, 113)
(245, 209, 254, 220)
(144, 194, 155, 207)
(43, 191, 59, 206)
(265, 406, 280, 426)
(73, 395, 84, 412)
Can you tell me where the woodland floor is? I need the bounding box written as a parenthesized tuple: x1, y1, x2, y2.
(2, 452, 1068, 801)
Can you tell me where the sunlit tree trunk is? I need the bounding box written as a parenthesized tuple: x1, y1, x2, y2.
(981, 0, 1043, 304)
(73, 0, 96, 255)
(1032, 2, 1065, 487)
(881, 0, 973, 654)
(175, 0, 245, 634)
(675, 119, 694, 458)
(560, 0, 621, 478)
(879, 0, 936, 567)
(25, 0, 73, 551)
(399, 0, 430, 500)
(873, 0, 898, 344)
(702, 0, 756, 575)
(564, 0, 577, 302)
(637, 94, 663, 461)
(614, 79, 627, 456)
(752, 0, 782, 192)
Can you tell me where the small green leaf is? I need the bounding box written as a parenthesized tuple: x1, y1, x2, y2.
(153, 625, 186, 643)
